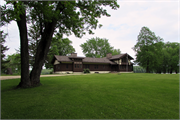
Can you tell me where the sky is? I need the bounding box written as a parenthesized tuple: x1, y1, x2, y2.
(1, 0, 179, 60)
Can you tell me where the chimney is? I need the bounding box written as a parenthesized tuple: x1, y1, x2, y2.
(106, 53, 112, 59)
(71, 53, 77, 57)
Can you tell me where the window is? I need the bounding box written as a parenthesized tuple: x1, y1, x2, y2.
(85, 65, 89, 68)
(66, 64, 68, 69)
(75, 64, 76, 68)
(94, 65, 98, 69)
(122, 58, 125, 62)
(103, 65, 105, 69)
(56, 65, 60, 70)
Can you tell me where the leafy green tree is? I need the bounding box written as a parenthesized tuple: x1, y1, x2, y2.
(45, 33, 75, 69)
(0, 31, 9, 73)
(163, 42, 179, 74)
(133, 26, 163, 73)
(5, 53, 21, 74)
(151, 41, 164, 73)
(133, 66, 146, 73)
(80, 37, 121, 58)
(28, 23, 41, 68)
(1, 1, 119, 87)
(112, 49, 121, 56)
(171, 42, 179, 73)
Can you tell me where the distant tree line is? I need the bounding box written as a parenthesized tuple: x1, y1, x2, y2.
(133, 26, 179, 74)
(133, 66, 146, 73)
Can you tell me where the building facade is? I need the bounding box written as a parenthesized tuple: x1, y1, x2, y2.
(52, 53, 134, 73)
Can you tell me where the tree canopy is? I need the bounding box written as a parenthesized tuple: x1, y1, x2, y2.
(1, 1, 120, 87)
(80, 37, 121, 58)
(5, 53, 21, 74)
(133, 26, 163, 73)
(0, 30, 9, 73)
(133, 26, 179, 74)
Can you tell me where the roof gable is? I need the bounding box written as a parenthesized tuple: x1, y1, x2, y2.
(54, 55, 72, 62)
(110, 53, 134, 60)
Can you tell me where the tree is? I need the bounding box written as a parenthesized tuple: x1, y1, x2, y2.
(163, 42, 179, 74)
(28, 23, 41, 68)
(133, 26, 163, 73)
(5, 53, 21, 74)
(28, 23, 75, 69)
(0, 30, 9, 73)
(133, 66, 146, 73)
(112, 49, 121, 56)
(151, 41, 164, 73)
(80, 37, 121, 58)
(170, 42, 179, 74)
(1, 1, 119, 88)
(45, 33, 75, 69)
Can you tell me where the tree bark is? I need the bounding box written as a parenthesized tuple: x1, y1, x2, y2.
(16, 6, 31, 88)
(30, 21, 57, 86)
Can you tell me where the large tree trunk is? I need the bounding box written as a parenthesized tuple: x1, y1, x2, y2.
(30, 22, 57, 86)
(16, 6, 31, 88)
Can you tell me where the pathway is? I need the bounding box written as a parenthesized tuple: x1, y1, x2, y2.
(0, 73, 87, 80)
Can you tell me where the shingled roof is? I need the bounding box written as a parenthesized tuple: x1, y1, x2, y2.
(54, 55, 72, 62)
(83, 57, 115, 64)
(110, 53, 134, 60)
(53, 53, 133, 64)
(54, 55, 116, 64)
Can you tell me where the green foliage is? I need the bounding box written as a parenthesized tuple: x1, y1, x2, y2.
(111, 49, 121, 56)
(28, 23, 41, 67)
(133, 27, 179, 74)
(133, 66, 146, 73)
(5, 53, 21, 74)
(80, 37, 121, 58)
(0, 1, 26, 26)
(133, 26, 164, 73)
(161, 42, 179, 74)
(83, 68, 90, 73)
(0, 31, 9, 73)
(1, 73, 179, 119)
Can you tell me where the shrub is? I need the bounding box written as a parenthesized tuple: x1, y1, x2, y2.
(83, 68, 90, 73)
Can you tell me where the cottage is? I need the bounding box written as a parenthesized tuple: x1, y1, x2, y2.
(52, 53, 134, 73)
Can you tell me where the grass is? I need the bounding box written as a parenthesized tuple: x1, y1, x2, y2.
(1, 73, 179, 119)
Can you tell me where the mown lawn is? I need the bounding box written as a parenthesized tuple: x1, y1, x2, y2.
(1, 73, 179, 119)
